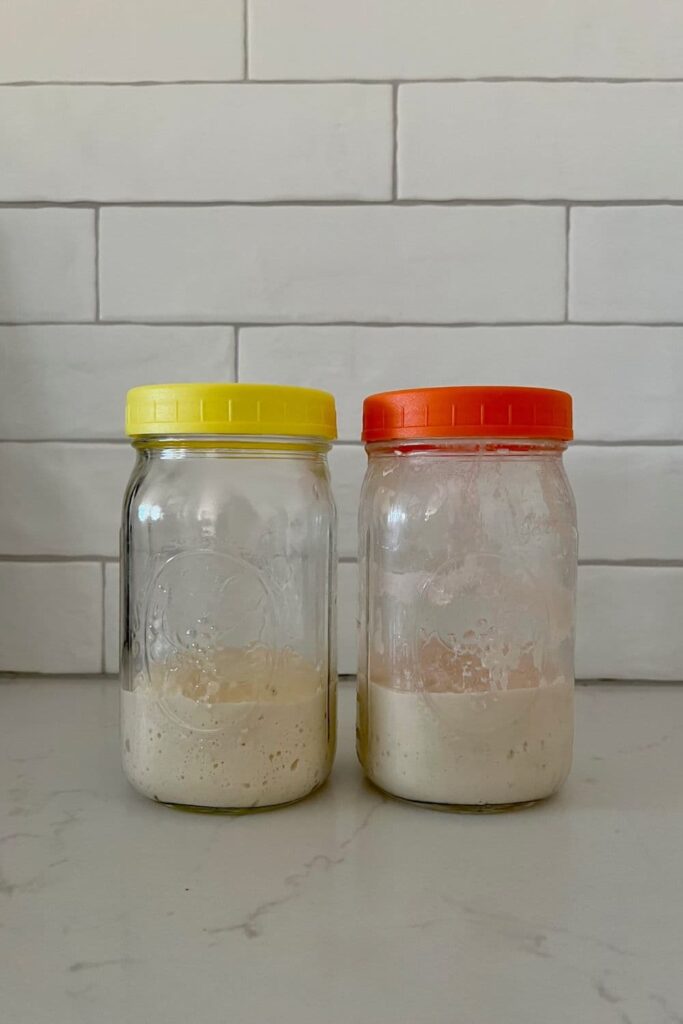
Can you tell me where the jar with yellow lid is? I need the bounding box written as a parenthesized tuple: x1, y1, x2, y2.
(120, 383, 338, 811)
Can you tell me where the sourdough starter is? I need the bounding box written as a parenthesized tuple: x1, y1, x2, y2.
(358, 677, 573, 806)
(121, 647, 331, 808)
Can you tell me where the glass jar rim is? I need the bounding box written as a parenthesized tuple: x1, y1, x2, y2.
(365, 436, 569, 454)
(131, 433, 332, 453)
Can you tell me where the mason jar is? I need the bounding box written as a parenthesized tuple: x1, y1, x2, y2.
(120, 383, 337, 810)
(357, 386, 577, 811)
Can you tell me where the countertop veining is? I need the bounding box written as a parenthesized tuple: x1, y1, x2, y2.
(1, 679, 682, 1024)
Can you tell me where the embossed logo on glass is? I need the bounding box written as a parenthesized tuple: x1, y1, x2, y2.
(143, 550, 277, 729)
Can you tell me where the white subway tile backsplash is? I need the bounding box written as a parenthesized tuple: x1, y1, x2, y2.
(0, 562, 102, 673)
(576, 567, 683, 680)
(400, 83, 683, 200)
(250, 0, 683, 80)
(0, 210, 95, 322)
(0, 5, 679, 682)
(0, 326, 234, 440)
(100, 206, 565, 323)
(568, 447, 683, 562)
(0, 86, 392, 202)
(240, 326, 683, 442)
(0, 445, 134, 557)
(331, 444, 683, 562)
(104, 563, 119, 675)
(0, 0, 243, 82)
(570, 207, 683, 322)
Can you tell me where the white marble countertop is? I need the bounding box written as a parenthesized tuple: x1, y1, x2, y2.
(1, 680, 682, 1024)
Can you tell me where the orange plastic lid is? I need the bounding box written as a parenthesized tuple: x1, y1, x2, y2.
(362, 386, 573, 442)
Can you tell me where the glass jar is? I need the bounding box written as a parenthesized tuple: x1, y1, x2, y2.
(357, 386, 577, 811)
(120, 383, 337, 811)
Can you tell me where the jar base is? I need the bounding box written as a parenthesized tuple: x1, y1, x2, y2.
(366, 778, 551, 814)
(143, 777, 328, 815)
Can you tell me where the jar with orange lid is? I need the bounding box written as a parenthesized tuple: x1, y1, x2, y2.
(120, 383, 337, 811)
(357, 386, 577, 811)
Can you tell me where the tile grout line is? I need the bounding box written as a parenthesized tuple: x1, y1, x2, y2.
(578, 559, 683, 568)
(100, 561, 106, 673)
(243, 0, 249, 80)
(1, 438, 130, 444)
(5, 317, 683, 325)
(7, 199, 683, 208)
(234, 326, 240, 380)
(0, 555, 120, 563)
(0, 671, 122, 679)
(6, 77, 683, 85)
(391, 83, 399, 200)
(556, 439, 683, 447)
(563, 207, 571, 319)
(94, 206, 101, 321)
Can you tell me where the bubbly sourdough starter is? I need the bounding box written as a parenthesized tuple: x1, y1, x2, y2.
(121, 648, 331, 808)
(359, 678, 573, 806)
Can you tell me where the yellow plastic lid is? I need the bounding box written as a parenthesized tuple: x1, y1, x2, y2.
(126, 383, 337, 440)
